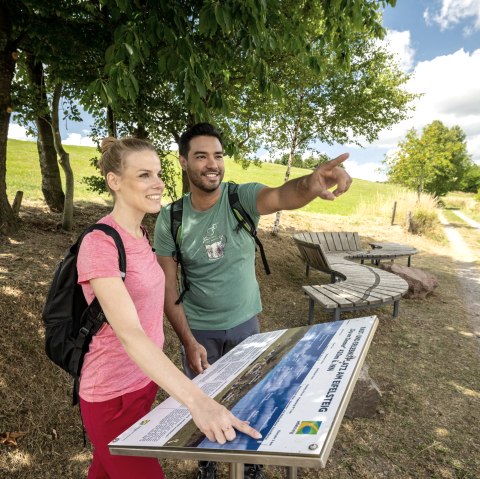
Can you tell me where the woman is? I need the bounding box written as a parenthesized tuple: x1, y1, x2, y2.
(77, 137, 260, 478)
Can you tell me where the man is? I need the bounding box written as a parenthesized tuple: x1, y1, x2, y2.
(154, 123, 351, 479)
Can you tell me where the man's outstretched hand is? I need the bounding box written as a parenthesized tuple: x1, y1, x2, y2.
(308, 153, 352, 200)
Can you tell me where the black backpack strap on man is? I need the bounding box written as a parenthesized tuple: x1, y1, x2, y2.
(169, 182, 270, 304)
(43, 223, 126, 406)
(227, 182, 270, 275)
(170, 198, 190, 305)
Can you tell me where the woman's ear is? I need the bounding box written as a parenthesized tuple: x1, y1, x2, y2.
(106, 171, 121, 192)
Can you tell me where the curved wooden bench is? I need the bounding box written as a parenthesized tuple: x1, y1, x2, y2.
(294, 231, 417, 274)
(293, 233, 410, 323)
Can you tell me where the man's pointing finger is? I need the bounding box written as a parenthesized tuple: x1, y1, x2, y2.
(321, 152, 349, 170)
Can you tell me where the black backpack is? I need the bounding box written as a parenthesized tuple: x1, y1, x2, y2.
(43, 223, 126, 404)
(170, 182, 270, 304)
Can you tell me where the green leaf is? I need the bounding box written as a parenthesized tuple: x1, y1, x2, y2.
(222, 6, 232, 31)
(124, 43, 134, 56)
(129, 73, 139, 95)
(195, 77, 206, 98)
(105, 44, 116, 64)
(214, 4, 225, 28)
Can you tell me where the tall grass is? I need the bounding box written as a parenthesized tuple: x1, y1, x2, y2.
(443, 191, 480, 216)
(354, 187, 442, 236)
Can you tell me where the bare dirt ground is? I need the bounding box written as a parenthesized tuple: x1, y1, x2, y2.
(1, 201, 479, 478)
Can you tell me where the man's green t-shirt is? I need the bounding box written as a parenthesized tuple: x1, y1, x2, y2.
(154, 182, 265, 330)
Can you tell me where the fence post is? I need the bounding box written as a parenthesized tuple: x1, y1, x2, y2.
(12, 191, 23, 218)
(406, 211, 413, 232)
(391, 201, 397, 225)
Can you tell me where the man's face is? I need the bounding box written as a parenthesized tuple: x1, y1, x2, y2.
(180, 135, 225, 193)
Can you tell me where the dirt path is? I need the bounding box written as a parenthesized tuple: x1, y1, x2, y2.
(451, 209, 480, 229)
(438, 210, 480, 346)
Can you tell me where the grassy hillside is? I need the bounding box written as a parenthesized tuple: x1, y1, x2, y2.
(6, 138, 400, 215)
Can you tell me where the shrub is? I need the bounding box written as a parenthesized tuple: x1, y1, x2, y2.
(407, 208, 439, 235)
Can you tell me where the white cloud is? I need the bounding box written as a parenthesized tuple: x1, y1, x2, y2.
(369, 48, 480, 163)
(383, 30, 415, 72)
(60, 133, 96, 147)
(425, 0, 480, 32)
(347, 160, 387, 182)
(7, 123, 33, 141)
(8, 123, 97, 148)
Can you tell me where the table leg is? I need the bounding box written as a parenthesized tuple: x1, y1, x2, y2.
(229, 462, 244, 479)
(287, 466, 298, 478)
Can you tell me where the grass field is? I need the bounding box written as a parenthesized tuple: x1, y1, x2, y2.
(7, 139, 404, 216)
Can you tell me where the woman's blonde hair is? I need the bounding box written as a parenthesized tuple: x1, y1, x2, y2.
(99, 137, 157, 194)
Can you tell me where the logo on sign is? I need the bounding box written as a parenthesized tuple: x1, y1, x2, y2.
(295, 421, 321, 435)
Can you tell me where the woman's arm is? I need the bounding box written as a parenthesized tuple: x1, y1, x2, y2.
(90, 276, 261, 444)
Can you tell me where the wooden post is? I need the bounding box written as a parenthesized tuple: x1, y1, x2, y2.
(12, 191, 23, 217)
(406, 211, 413, 232)
(391, 201, 397, 225)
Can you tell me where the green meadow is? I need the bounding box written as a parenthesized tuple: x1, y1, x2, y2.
(6, 138, 400, 215)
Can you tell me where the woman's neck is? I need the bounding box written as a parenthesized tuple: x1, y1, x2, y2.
(109, 206, 145, 239)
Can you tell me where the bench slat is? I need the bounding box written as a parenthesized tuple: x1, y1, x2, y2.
(322, 284, 384, 306)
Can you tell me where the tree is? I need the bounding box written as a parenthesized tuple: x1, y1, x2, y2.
(86, 0, 399, 196)
(264, 35, 415, 233)
(2, 0, 398, 232)
(384, 121, 472, 197)
(459, 163, 480, 193)
(0, 3, 18, 233)
(1, 0, 104, 232)
(13, 53, 65, 212)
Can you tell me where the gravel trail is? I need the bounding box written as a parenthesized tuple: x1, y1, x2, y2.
(438, 211, 480, 344)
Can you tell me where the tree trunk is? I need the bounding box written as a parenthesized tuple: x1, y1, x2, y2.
(133, 123, 148, 140)
(52, 83, 74, 231)
(25, 53, 64, 212)
(272, 122, 299, 235)
(106, 105, 116, 137)
(0, 6, 17, 234)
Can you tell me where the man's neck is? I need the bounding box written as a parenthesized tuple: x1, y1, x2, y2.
(190, 184, 222, 211)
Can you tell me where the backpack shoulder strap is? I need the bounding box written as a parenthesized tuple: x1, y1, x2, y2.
(69, 223, 127, 392)
(227, 182, 271, 275)
(80, 223, 127, 277)
(169, 198, 190, 303)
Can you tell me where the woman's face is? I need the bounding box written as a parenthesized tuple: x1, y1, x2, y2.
(110, 149, 164, 214)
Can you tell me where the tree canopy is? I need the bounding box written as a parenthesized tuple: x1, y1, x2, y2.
(1, 0, 399, 233)
(384, 120, 473, 197)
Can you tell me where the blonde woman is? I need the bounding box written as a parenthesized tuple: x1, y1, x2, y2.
(77, 137, 260, 479)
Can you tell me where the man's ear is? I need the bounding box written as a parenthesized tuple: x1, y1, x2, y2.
(179, 155, 187, 171)
(106, 171, 120, 192)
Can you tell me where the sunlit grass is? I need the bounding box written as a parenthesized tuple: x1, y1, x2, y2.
(7, 139, 413, 218)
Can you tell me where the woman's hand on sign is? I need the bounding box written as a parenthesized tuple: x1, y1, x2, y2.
(189, 396, 262, 444)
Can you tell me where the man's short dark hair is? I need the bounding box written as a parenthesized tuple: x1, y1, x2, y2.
(178, 123, 223, 159)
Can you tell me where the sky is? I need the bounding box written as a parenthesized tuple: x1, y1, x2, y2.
(8, 0, 480, 182)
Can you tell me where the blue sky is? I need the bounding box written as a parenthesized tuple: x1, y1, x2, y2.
(8, 0, 480, 181)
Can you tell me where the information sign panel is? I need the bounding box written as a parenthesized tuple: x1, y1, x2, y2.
(109, 316, 378, 469)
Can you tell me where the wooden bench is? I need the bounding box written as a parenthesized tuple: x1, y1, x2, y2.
(294, 231, 417, 274)
(293, 233, 411, 323)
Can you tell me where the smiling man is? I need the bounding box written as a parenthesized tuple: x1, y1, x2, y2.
(154, 122, 351, 479)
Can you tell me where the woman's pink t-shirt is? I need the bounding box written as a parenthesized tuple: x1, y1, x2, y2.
(77, 215, 165, 402)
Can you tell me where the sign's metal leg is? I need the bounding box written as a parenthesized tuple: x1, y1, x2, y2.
(308, 299, 315, 325)
(229, 462, 244, 479)
(287, 466, 298, 478)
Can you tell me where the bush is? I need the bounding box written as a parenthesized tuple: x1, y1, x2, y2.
(407, 208, 439, 235)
